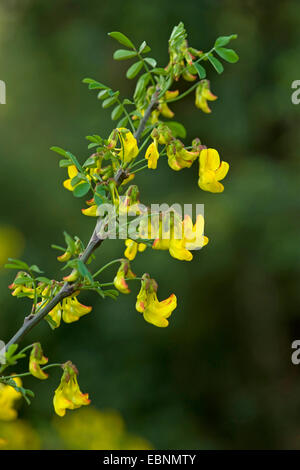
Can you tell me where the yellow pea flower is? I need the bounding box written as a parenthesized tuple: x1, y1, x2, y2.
(117, 128, 138, 163)
(46, 295, 92, 327)
(53, 361, 90, 417)
(8, 272, 35, 299)
(47, 302, 63, 328)
(61, 296, 92, 323)
(81, 205, 98, 217)
(63, 165, 89, 193)
(63, 165, 78, 191)
(29, 343, 48, 380)
(198, 148, 229, 193)
(158, 90, 179, 118)
(124, 239, 147, 261)
(195, 80, 217, 113)
(145, 140, 160, 169)
(114, 260, 136, 294)
(0, 377, 22, 421)
(183, 214, 209, 251)
(136, 274, 177, 327)
(118, 185, 143, 216)
(166, 141, 198, 171)
(152, 214, 208, 261)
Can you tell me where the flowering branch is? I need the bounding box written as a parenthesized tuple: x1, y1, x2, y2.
(1, 23, 239, 420)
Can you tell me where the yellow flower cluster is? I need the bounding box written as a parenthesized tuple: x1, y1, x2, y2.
(53, 361, 90, 417)
(29, 343, 49, 380)
(136, 274, 177, 328)
(46, 294, 92, 328)
(0, 378, 22, 421)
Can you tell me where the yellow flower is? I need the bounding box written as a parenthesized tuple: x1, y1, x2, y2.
(183, 214, 209, 251)
(195, 80, 217, 113)
(47, 302, 63, 328)
(81, 205, 98, 217)
(145, 140, 160, 169)
(114, 260, 136, 294)
(136, 274, 177, 327)
(166, 141, 198, 171)
(63, 165, 89, 193)
(29, 343, 48, 380)
(61, 296, 92, 323)
(53, 361, 90, 417)
(158, 90, 179, 118)
(124, 239, 147, 261)
(117, 128, 138, 163)
(198, 148, 229, 193)
(8, 273, 35, 299)
(152, 214, 208, 261)
(0, 378, 22, 421)
(117, 185, 143, 216)
(47, 295, 92, 327)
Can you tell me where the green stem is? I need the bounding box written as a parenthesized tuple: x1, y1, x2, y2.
(133, 164, 149, 174)
(117, 99, 135, 133)
(1, 363, 62, 381)
(93, 259, 122, 279)
(165, 81, 200, 103)
(18, 344, 35, 356)
(137, 53, 155, 86)
(100, 277, 143, 288)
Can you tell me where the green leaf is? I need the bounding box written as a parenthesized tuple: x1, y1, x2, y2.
(82, 78, 108, 90)
(214, 34, 237, 48)
(108, 32, 135, 49)
(134, 73, 151, 102)
(73, 182, 91, 198)
(104, 289, 119, 300)
(139, 41, 151, 54)
(71, 173, 88, 187)
(126, 61, 143, 79)
(63, 231, 76, 252)
(36, 276, 51, 284)
(102, 93, 119, 108)
(215, 47, 239, 63)
(50, 146, 67, 157)
(117, 115, 129, 128)
(59, 159, 72, 168)
(51, 244, 65, 252)
(111, 104, 123, 121)
(6, 258, 29, 269)
(66, 151, 83, 172)
(194, 62, 206, 79)
(29, 265, 44, 274)
(83, 155, 97, 168)
(97, 89, 110, 100)
(76, 260, 93, 283)
(165, 121, 187, 139)
(145, 57, 157, 68)
(152, 67, 168, 75)
(208, 54, 224, 74)
(113, 50, 138, 61)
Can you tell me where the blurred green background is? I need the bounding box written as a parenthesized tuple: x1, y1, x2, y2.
(1, 0, 300, 450)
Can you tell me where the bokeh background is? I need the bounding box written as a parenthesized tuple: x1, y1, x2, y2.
(1, 0, 300, 450)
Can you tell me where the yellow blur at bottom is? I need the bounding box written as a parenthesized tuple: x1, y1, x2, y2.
(0, 226, 24, 268)
(0, 420, 40, 450)
(54, 407, 152, 450)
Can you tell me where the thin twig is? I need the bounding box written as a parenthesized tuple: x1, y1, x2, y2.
(134, 88, 160, 142)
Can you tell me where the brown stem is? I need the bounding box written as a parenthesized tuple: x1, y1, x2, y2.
(5, 91, 160, 351)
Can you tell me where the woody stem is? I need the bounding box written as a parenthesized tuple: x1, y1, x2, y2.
(5, 91, 160, 352)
